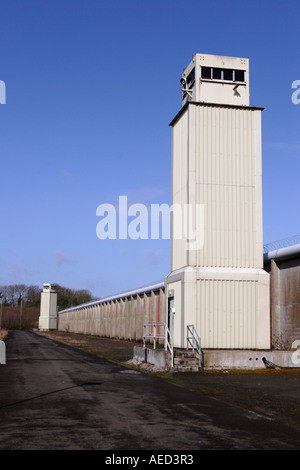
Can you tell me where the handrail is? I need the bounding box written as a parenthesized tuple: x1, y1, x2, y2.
(143, 322, 173, 366)
(186, 324, 202, 369)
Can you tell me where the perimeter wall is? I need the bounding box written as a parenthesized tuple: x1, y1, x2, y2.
(264, 244, 300, 349)
(58, 285, 165, 342)
(58, 245, 300, 349)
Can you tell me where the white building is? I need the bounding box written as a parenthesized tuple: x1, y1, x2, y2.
(165, 53, 270, 350)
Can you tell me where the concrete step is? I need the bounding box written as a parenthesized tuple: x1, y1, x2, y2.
(173, 349, 200, 372)
(174, 350, 199, 358)
(174, 361, 199, 368)
(174, 366, 199, 372)
(174, 356, 199, 364)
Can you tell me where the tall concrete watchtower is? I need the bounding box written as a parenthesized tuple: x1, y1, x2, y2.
(39, 283, 58, 331)
(165, 53, 270, 350)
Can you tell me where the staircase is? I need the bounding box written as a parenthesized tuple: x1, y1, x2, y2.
(173, 349, 201, 372)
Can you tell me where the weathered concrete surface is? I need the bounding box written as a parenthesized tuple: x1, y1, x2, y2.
(202, 349, 300, 370)
(132, 346, 172, 371)
(265, 251, 300, 349)
(133, 345, 300, 371)
(1, 331, 300, 450)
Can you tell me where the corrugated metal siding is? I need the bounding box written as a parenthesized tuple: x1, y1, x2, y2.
(197, 183, 255, 268)
(171, 104, 263, 271)
(197, 279, 257, 348)
(280, 263, 300, 342)
(58, 287, 165, 342)
(171, 108, 188, 271)
(270, 257, 300, 347)
(193, 105, 260, 269)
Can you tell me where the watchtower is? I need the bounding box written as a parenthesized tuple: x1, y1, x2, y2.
(38, 283, 58, 331)
(165, 53, 270, 349)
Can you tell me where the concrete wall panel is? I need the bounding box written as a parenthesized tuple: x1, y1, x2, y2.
(269, 257, 300, 348)
(58, 288, 165, 342)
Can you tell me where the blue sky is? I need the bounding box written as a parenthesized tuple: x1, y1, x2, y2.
(0, 0, 299, 298)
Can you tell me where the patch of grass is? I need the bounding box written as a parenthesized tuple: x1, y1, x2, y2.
(34, 330, 141, 365)
(0, 330, 8, 341)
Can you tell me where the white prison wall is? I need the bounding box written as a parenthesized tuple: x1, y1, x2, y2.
(58, 282, 165, 342)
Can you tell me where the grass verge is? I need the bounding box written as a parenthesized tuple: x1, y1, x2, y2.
(0, 330, 8, 341)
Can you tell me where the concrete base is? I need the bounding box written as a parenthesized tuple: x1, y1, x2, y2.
(133, 346, 300, 371)
(165, 267, 271, 350)
(38, 316, 57, 331)
(133, 346, 173, 371)
(203, 349, 299, 370)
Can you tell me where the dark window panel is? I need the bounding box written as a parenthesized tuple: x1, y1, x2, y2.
(201, 67, 211, 79)
(187, 68, 195, 87)
(212, 68, 222, 80)
(223, 69, 233, 81)
(234, 70, 245, 82)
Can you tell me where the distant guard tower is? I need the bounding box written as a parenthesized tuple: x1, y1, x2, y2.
(39, 283, 58, 331)
(165, 53, 270, 350)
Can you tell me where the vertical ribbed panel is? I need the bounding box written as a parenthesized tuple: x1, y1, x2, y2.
(58, 287, 166, 343)
(167, 102, 269, 349)
(171, 108, 188, 271)
(197, 279, 257, 348)
(193, 105, 260, 269)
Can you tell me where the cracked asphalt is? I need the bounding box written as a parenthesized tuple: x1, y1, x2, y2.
(0, 330, 299, 450)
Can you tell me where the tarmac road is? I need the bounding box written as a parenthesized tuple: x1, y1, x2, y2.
(0, 330, 299, 451)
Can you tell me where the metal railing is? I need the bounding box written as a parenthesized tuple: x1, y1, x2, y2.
(186, 324, 202, 369)
(143, 322, 173, 365)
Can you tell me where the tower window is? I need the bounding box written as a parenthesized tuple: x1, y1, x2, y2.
(212, 68, 222, 80)
(201, 67, 212, 79)
(223, 69, 233, 81)
(186, 68, 195, 88)
(201, 66, 246, 83)
(234, 69, 245, 82)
